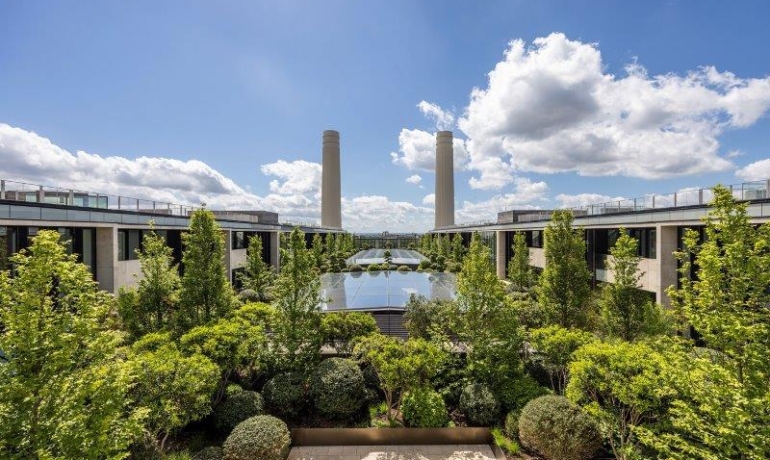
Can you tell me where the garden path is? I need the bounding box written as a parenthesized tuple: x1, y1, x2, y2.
(288, 444, 497, 460)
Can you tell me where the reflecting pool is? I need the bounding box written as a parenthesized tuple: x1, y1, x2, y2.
(319, 271, 456, 310)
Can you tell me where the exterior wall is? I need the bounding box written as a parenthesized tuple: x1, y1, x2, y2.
(96, 226, 116, 292)
(115, 259, 142, 291)
(229, 248, 248, 280)
(529, 248, 546, 269)
(270, 231, 281, 270)
(658, 225, 679, 307)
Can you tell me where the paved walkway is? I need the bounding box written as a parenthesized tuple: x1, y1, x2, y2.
(288, 444, 497, 460)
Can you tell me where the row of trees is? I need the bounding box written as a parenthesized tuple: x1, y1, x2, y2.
(418, 232, 466, 272)
(310, 232, 356, 272)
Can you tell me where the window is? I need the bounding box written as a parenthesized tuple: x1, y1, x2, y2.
(118, 229, 142, 261)
(528, 230, 542, 248)
(232, 231, 246, 250)
(629, 228, 656, 259)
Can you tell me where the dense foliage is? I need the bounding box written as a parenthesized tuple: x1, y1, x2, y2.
(518, 395, 601, 460)
(237, 234, 274, 301)
(528, 325, 595, 394)
(262, 372, 307, 420)
(310, 358, 366, 419)
(215, 390, 265, 434)
(401, 387, 449, 428)
(507, 231, 533, 291)
(459, 383, 500, 426)
(222, 415, 291, 460)
(320, 311, 378, 354)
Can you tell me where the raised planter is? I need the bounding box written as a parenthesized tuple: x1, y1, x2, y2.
(291, 427, 491, 446)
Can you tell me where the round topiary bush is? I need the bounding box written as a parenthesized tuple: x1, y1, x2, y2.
(348, 264, 363, 272)
(504, 410, 519, 439)
(193, 446, 225, 460)
(216, 390, 265, 433)
(459, 383, 500, 426)
(222, 415, 291, 460)
(397, 265, 410, 272)
(418, 259, 432, 270)
(366, 264, 381, 272)
(262, 373, 306, 419)
(518, 395, 601, 460)
(237, 289, 260, 303)
(402, 387, 449, 428)
(310, 358, 365, 419)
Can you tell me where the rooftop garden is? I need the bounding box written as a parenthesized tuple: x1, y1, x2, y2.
(0, 185, 768, 459)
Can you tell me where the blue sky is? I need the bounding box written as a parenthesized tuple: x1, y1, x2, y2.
(1, 1, 770, 231)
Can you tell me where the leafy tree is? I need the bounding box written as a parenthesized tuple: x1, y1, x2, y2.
(321, 311, 379, 354)
(383, 249, 393, 269)
(566, 340, 676, 460)
(450, 233, 465, 263)
(355, 335, 445, 424)
(0, 230, 145, 459)
(179, 209, 233, 332)
(311, 233, 325, 270)
(403, 294, 457, 341)
(118, 225, 180, 339)
(272, 228, 323, 372)
(529, 325, 595, 394)
(457, 233, 523, 387)
(237, 234, 274, 300)
(537, 210, 592, 329)
(670, 185, 770, 392)
(507, 231, 533, 291)
(129, 333, 219, 452)
(599, 229, 668, 341)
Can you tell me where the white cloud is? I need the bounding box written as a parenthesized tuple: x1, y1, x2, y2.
(406, 174, 422, 185)
(417, 100, 455, 131)
(736, 159, 770, 182)
(422, 193, 435, 205)
(343, 195, 432, 233)
(555, 193, 626, 208)
(390, 128, 469, 172)
(260, 160, 321, 196)
(456, 177, 549, 223)
(456, 33, 770, 189)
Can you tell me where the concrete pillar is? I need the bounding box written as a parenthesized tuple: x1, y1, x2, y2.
(0, 180, 5, 200)
(435, 131, 455, 228)
(95, 227, 117, 293)
(658, 225, 679, 307)
(321, 130, 342, 229)
(496, 231, 507, 279)
(224, 230, 233, 283)
(270, 231, 281, 272)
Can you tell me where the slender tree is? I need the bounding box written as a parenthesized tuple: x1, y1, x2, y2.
(311, 233, 325, 270)
(451, 233, 465, 263)
(178, 209, 233, 331)
(237, 234, 274, 300)
(537, 210, 592, 329)
(0, 230, 145, 459)
(507, 231, 533, 291)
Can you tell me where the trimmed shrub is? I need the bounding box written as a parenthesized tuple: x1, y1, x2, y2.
(193, 446, 225, 460)
(397, 265, 411, 272)
(493, 374, 550, 413)
(348, 264, 364, 272)
(310, 358, 365, 419)
(418, 259, 432, 270)
(226, 384, 244, 396)
(222, 415, 291, 460)
(366, 264, 381, 272)
(446, 261, 462, 273)
(402, 387, 449, 428)
(504, 410, 519, 439)
(362, 364, 381, 390)
(518, 395, 601, 460)
(415, 267, 424, 273)
(237, 289, 260, 303)
(262, 373, 306, 419)
(216, 390, 265, 433)
(459, 383, 500, 426)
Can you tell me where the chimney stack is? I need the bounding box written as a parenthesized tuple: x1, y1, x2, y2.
(434, 131, 455, 229)
(321, 130, 342, 229)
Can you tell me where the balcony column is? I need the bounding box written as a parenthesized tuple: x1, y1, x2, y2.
(496, 231, 507, 280)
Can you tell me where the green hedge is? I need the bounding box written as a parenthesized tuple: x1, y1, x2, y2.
(222, 415, 291, 460)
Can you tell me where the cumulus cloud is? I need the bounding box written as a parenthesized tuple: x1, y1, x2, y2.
(422, 193, 435, 205)
(456, 177, 549, 223)
(390, 128, 469, 172)
(260, 160, 321, 196)
(406, 174, 422, 185)
(736, 159, 770, 182)
(343, 195, 432, 233)
(555, 193, 627, 208)
(417, 100, 455, 131)
(456, 33, 770, 189)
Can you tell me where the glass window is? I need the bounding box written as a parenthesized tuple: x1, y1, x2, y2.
(118, 230, 127, 261)
(128, 230, 141, 260)
(232, 231, 246, 250)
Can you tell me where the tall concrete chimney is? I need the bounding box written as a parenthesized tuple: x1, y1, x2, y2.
(321, 130, 342, 229)
(435, 131, 455, 228)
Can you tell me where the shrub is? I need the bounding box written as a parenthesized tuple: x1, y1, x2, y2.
(237, 289, 260, 303)
(262, 373, 306, 419)
(493, 373, 550, 414)
(397, 265, 410, 272)
(321, 312, 378, 354)
(193, 446, 225, 460)
(504, 410, 519, 439)
(415, 267, 424, 273)
(418, 259, 432, 270)
(310, 358, 366, 419)
(518, 395, 601, 460)
(402, 387, 449, 428)
(366, 264, 381, 272)
(348, 264, 363, 272)
(446, 261, 462, 273)
(226, 384, 244, 396)
(222, 415, 291, 460)
(491, 427, 520, 455)
(459, 384, 500, 426)
(216, 391, 265, 433)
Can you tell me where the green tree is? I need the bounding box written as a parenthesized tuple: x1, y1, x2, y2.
(311, 233, 325, 270)
(0, 230, 145, 459)
(118, 225, 180, 339)
(599, 229, 669, 341)
(451, 233, 465, 263)
(237, 234, 274, 300)
(321, 311, 379, 354)
(403, 294, 457, 342)
(507, 231, 533, 291)
(537, 210, 592, 329)
(272, 228, 323, 372)
(670, 185, 770, 391)
(383, 249, 393, 269)
(529, 325, 595, 394)
(129, 333, 219, 452)
(457, 233, 523, 386)
(355, 335, 445, 424)
(179, 209, 233, 331)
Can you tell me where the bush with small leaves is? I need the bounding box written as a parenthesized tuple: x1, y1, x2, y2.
(348, 264, 363, 272)
(222, 415, 291, 460)
(397, 265, 411, 272)
(311, 358, 366, 419)
(402, 387, 449, 428)
(459, 384, 500, 426)
(418, 259, 432, 270)
(262, 373, 306, 419)
(504, 410, 519, 439)
(216, 391, 265, 433)
(366, 264, 381, 272)
(193, 446, 225, 460)
(237, 289, 260, 303)
(518, 395, 601, 460)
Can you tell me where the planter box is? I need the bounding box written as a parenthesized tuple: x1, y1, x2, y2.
(291, 427, 492, 446)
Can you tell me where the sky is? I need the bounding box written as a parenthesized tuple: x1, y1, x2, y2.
(1, 1, 770, 232)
